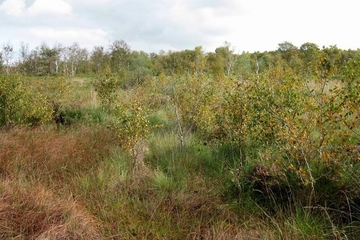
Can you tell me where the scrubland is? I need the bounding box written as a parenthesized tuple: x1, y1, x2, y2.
(1, 63, 360, 240)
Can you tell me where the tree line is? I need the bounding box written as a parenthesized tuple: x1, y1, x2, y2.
(0, 40, 360, 79)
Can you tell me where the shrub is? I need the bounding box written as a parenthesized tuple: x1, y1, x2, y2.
(93, 74, 119, 113)
(112, 98, 151, 170)
(0, 74, 53, 127)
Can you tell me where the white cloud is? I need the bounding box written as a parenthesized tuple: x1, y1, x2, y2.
(150, 0, 245, 52)
(1, 0, 360, 53)
(0, 0, 25, 17)
(23, 27, 108, 48)
(68, 0, 113, 4)
(27, 0, 72, 16)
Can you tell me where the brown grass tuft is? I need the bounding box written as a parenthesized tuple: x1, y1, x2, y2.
(0, 126, 117, 185)
(0, 180, 101, 239)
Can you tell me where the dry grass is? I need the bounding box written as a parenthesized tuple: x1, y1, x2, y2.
(0, 126, 117, 185)
(0, 126, 117, 238)
(0, 180, 101, 239)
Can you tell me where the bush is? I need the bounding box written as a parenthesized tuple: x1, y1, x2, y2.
(0, 74, 53, 127)
(93, 74, 119, 113)
(217, 66, 360, 230)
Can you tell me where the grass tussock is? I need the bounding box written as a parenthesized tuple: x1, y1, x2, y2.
(0, 126, 117, 185)
(0, 180, 101, 239)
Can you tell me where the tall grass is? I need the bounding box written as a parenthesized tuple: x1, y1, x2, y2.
(0, 180, 101, 239)
(0, 125, 282, 239)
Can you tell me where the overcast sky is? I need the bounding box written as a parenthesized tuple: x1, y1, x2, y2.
(1, 0, 359, 55)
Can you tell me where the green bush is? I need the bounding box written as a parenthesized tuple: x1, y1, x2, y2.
(0, 74, 52, 127)
(93, 74, 119, 113)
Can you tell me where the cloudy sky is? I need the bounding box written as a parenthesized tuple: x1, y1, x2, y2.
(0, 0, 359, 54)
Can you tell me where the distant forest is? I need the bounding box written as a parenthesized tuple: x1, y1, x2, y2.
(1, 40, 359, 79)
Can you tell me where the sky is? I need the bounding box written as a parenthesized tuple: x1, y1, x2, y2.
(0, 0, 360, 55)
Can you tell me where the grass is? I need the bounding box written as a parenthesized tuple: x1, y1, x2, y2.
(0, 125, 278, 239)
(1, 74, 359, 239)
(0, 179, 101, 239)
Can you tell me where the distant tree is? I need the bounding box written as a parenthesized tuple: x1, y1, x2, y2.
(159, 50, 182, 75)
(234, 52, 252, 78)
(90, 46, 109, 74)
(39, 42, 60, 75)
(265, 51, 282, 70)
(28, 47, 40, 75)
(277, 41, 302, 72)
(53, 43, 63, 74)
(178, 49, 196, 74)
(250, 51, 280, 75)
(149, 52, 165, 76)
(251, 51, 263, 74)
(215, 41, 237, 76)
(299, 42, 320, 76)
(321, 45, 342, 77)
(18, 42, 30, 75)
(127, 51, 152, 85)
(64, 42, 88, 76)
(136, 47, 205, 77)
(110, 40, 131, 73)
(177, 46, 206, 75)
(76, 47, 90, 74)
(2, 42, 15, 74)
(193, 46, 206, 74)
(278, 41, 296, 52)
(60, 46, 70, 75)
(206, 51, 225, 78)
